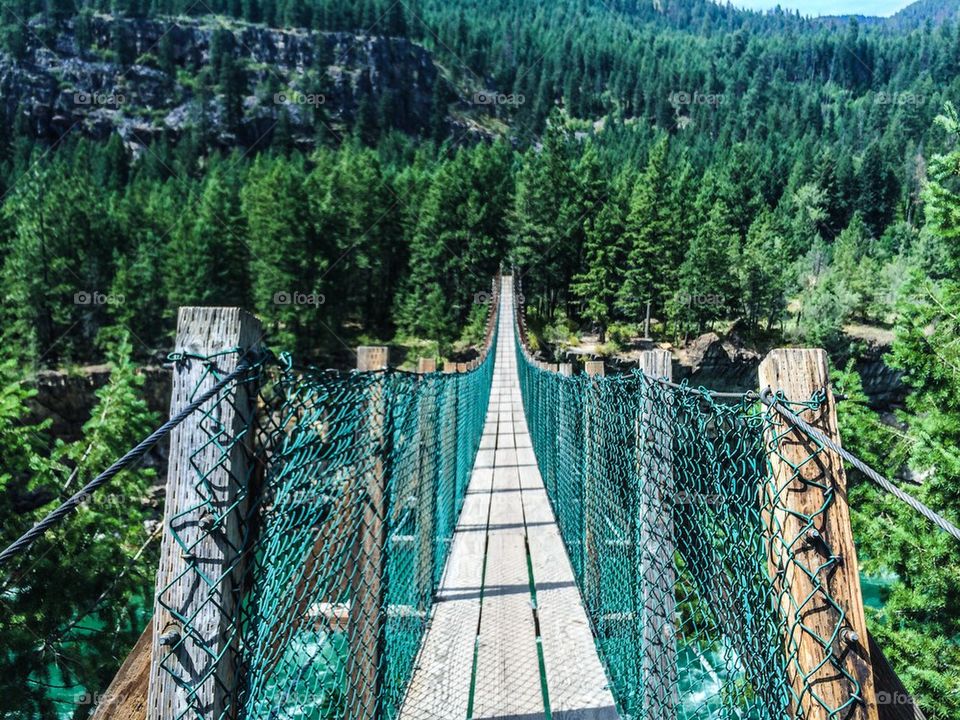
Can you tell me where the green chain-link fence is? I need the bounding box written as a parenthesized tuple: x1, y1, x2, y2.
(513, 291, 863, 719)
(155, 306, 498, 720)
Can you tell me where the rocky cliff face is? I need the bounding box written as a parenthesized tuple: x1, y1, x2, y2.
(0, 14, 466, 149)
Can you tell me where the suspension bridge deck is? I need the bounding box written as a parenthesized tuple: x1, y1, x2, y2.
(400, 279, 618, 719)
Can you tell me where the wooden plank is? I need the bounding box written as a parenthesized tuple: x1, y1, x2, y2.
(523, 480, 619, 719)
(472, 308, 543, 718)
(404, 277, 620, 720)
(636, 350, 677, 718)
(399, 436, 494, 719)
(472, 460, 543, 718)
(759, 348, 879, 720)
(148, 307, 262, 720)
(346, 346, 390, 720)
(92, 622, 152, 720)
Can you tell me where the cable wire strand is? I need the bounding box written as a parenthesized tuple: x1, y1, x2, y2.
(760, 387, 960, 543)
(0, 357, 259, 566)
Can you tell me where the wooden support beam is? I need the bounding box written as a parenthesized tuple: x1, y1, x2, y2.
(582, 360, 605, 613)
(868, 633, 927, 720)
(148, 307, 262, 720)
(558, 363, 573, 377)
(92, 622, 152, 720)
(456, 362, 468, 373)
(418, 357, 437, 374)
(416, 357, 438, 600)
(585, 361, 604, 376)
(636, 350, 677, 718)
(346, 346, 391, 720)
(759, 348, 878, 720)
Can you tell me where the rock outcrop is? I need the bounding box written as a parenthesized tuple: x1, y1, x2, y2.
(0, 14, 472, 149)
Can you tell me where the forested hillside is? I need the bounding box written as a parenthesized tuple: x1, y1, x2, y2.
(2, 0, 960, 717)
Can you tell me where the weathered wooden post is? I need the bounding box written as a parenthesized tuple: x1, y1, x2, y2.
(416, 358, 438, 601)
(636, 350, 678, 718)
(442, 361, 459, 542)
(583, 360, 605, 613)
(554, 362, 574, 516)
(346, 346, 391, 720)
(148, 308, 262, 720)
(759, 349, 878, 720)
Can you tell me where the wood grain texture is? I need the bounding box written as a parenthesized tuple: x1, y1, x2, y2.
(92, 622, 152, 720)
(148, 307, 262, 720)
(472, 461, 542, 718)
(636, 350, 678, 719)
(347, 346, 390, 719)
(401, 277, 617, 720)
(523, 479, 619, 719)
(759, 348, 878, 720)
(868, 633, 927, 720)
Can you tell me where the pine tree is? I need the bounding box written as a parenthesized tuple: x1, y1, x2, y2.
(735, 208, 787, 334)
(617, 135, 671, 322)
(673, 200, 737, 336)
(510, 115, 580, 318)
(242, 157, 317, 353)
(0, 337, 158, 718)
(571, 188, 626, 342)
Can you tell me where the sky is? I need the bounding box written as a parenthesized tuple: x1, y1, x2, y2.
(726, 0, 916, 16)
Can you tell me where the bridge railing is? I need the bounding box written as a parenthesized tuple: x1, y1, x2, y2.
(140, 281, 499, 720)
(511, 276, 924, 720)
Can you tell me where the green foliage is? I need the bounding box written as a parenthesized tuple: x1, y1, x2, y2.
(832, 102, 960, 718)
(0, 337, 159, 719)
(617, 136, 675, 322)
(2, 3, 960, 713)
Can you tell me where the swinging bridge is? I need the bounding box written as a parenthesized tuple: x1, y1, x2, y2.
(2, 275, 940, 720)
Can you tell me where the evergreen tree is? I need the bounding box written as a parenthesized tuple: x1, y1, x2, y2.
(617, 135, 672, 321)
(735, 208, 787, 334)
(571, 183, 626, 342)
(673, 200, 737, 335)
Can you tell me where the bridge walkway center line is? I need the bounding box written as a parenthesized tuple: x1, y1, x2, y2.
(399, 277, 619, 720)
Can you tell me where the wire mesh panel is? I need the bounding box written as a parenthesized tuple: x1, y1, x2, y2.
(152, 318, 497, 719)
(513, 298, 861, 719)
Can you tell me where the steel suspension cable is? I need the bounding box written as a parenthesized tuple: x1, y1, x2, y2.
(0, 356, 259, 566)
(760, 387, 960, 543)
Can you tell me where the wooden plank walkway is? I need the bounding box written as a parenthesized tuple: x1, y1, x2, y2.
(400, 278, 619, 720)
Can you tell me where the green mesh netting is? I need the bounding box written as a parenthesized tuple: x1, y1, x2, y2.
(512, 288, 864, 720)
(153, 274, 863, 720)
(155, 302, 498, 720)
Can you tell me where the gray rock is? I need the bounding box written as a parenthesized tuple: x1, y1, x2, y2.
(1, 14, 471, 148)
